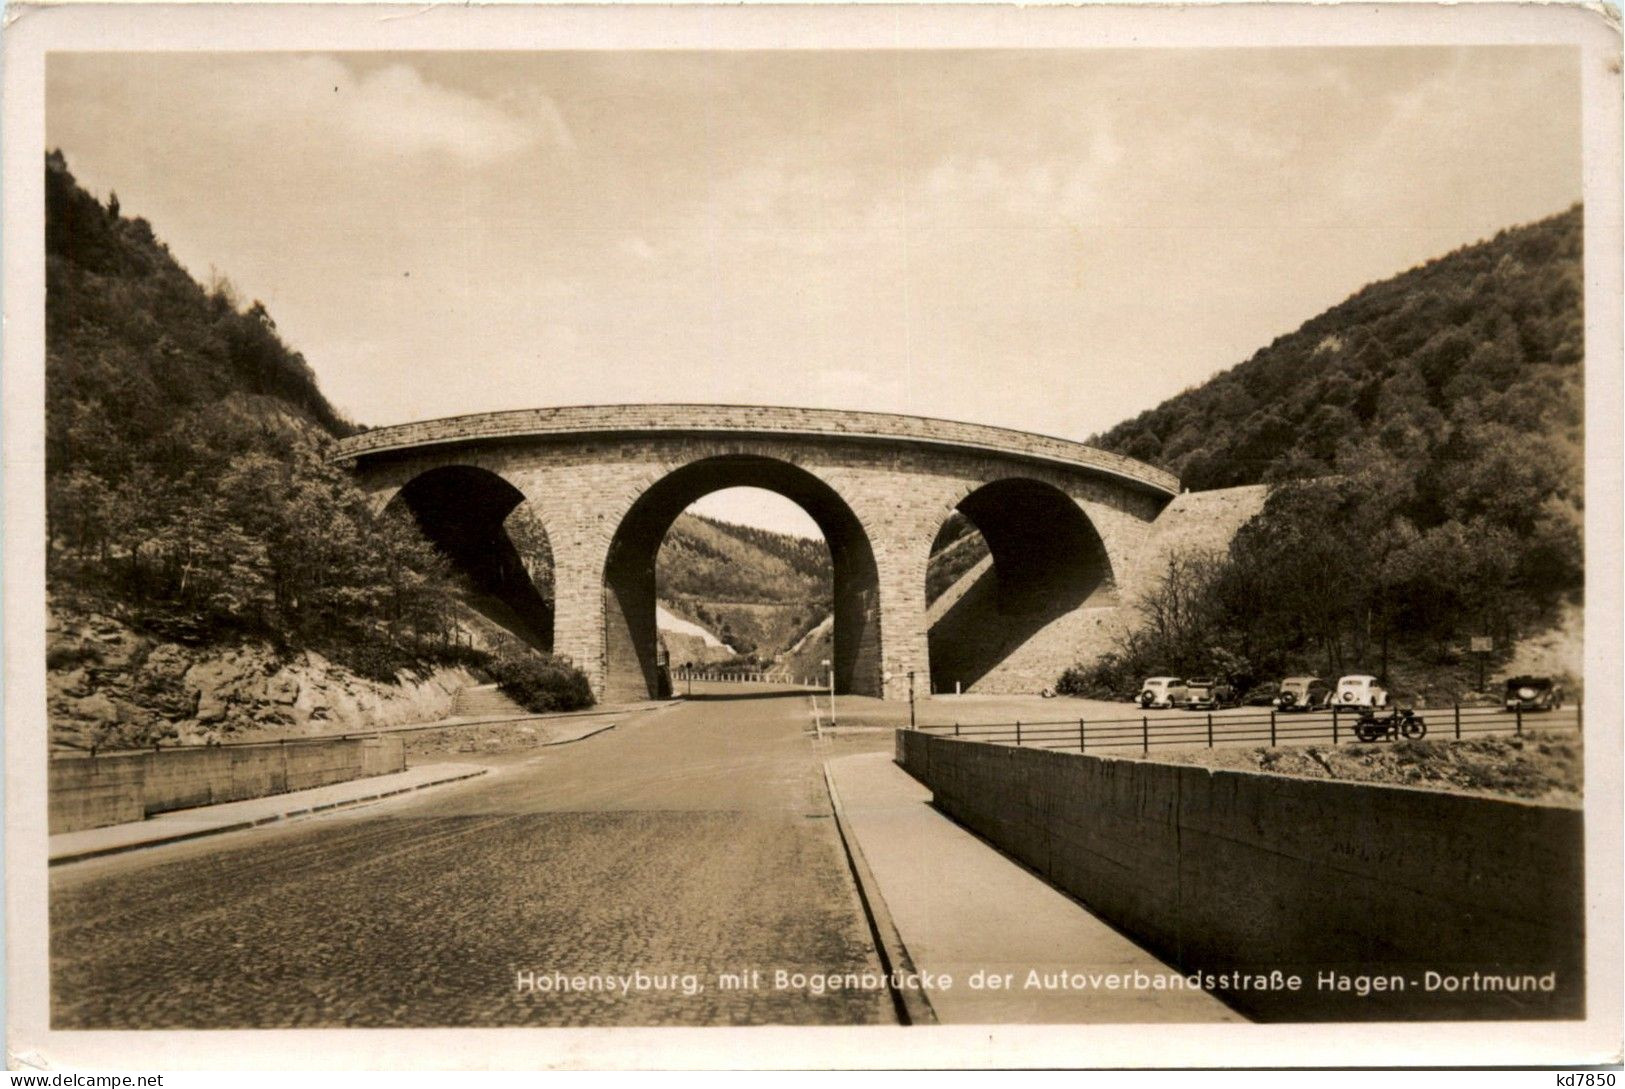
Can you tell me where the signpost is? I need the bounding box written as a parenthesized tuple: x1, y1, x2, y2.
(1470, 636, 1493, 691)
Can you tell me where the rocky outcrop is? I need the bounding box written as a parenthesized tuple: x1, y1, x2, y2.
(47, 607, 479, 750)
(659, 630, 737, 669)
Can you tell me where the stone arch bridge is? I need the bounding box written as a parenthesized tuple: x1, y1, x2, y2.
(331, 406, 1180, 703)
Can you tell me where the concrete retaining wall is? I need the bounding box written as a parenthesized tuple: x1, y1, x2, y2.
(50, 734, 405, 834)
(49, 754, 148, 833)
(895, 730, 1584, 1020)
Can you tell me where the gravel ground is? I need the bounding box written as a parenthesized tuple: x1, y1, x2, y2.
(401, 716, 616, 760)
(1144, 730, 1582, 805)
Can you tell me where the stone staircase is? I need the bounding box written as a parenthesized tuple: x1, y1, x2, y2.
(449, 683, 529, 720)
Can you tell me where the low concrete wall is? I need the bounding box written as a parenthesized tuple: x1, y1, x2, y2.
(50, 734, 405, 834)
(49, 754, 148, 833)
(896, 730, 1584, 1020)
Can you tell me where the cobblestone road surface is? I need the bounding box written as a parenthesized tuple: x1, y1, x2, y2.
(51, 685, 893, 1028)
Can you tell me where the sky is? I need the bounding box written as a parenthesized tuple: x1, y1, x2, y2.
(46, 48, 1581, 537)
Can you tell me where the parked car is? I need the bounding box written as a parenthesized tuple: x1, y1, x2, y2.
(1273, 675, 1330, 712)
(1242, 681, 1281, 706)
(1504, 675, 1563, 712)
(1138, 677, 1188, 709)
(1329, 674, 1389, 710)
(1183, 677, 1238, 710)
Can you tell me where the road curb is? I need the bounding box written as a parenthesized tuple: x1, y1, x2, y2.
(367, 700, 676, 737)
(821, 761, 938, 1026)
(537, 721, 617, 746)
(427, 720, 618, 756)
(49, 767, 489, 867)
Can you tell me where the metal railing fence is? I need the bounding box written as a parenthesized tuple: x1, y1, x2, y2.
(50, 701, 635, 759)
(50, 728, 403, 760)
(671, 669, 823, 688)
(911, 702, 1582, 755)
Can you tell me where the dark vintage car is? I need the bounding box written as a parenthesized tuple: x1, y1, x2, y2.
(1273, 675, 1331, 712)
(1183, 677, 1238, 711)
(1504, 675, 1563, 712)
(1242, 681, 1281, 706)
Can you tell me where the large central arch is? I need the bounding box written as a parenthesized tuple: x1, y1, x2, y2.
(603, 455, 881, 702)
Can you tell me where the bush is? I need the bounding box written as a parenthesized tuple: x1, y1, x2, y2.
(487, 651, 594, 713)
(434, 642, 494, 673)
(330, 641, 417, 685)
(1055, 666, 1090, 696)
(327, 639, 493, 685)
(1056, 656, 1139, 700)
(90, 718, 179, 753)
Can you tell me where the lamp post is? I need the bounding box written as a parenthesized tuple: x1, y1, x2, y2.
(908, 670, 916, 730)
(822, 658, 835, 728)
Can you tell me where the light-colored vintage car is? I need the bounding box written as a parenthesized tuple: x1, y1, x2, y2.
(1273, 675, 1330, 712)
(1138, 676, 1188, 709)
(1329, 674, 1389, 710)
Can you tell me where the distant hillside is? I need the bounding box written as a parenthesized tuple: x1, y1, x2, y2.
(1092, 205, 1582, 491)
(925, 513, 984, 605)
(657, 513, 831, 659)
(776, 614, 833, 682)
(658, 513, 829, 603)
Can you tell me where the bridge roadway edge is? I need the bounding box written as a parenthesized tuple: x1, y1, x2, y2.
(328, 404, 1181, 500)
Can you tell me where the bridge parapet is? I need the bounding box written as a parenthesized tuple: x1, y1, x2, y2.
(330, 404, 1179, 497)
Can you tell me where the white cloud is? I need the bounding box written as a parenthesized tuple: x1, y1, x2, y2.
(496, 88, 578, 156)
(330, 63, 537, 163)
(191, 55, 567, 166)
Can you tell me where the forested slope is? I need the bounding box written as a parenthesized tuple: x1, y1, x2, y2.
(1069, 207, 1585, 699)
(42, 153, 599, 744)
(1093, 206, 1582, 493)
(44, 150, 473, 679)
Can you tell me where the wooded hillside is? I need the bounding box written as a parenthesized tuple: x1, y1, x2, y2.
(1071, 207, 1585, 699)
(45, 152, 471, 681)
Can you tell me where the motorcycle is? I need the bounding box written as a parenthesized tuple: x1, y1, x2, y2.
(1352, 707, 1427, 743)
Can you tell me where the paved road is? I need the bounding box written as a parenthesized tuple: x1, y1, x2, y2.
(51, 685, 893, 1029)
